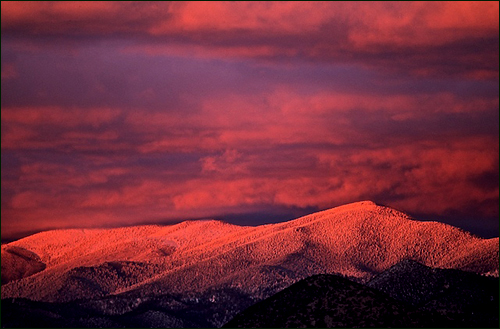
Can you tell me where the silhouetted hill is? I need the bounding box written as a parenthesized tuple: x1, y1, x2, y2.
(224, 263, 499, 328)
(3, 261, 497, 328)
(1, 287, 255, 328)
(366, 259, 499, 326)
(223, 273, 451, 328)
(223, 261, 499, 328)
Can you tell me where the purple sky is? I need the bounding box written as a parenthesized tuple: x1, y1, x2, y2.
(1, 1, 499, 241)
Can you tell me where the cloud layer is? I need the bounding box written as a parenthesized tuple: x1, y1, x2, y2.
(1, 1, 498, 240)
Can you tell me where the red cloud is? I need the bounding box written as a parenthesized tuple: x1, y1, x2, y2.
(2, 2, 497, 78)
(3, 133, 498, 240)
(5, 2, 496, 41)
(1, 107, 120, 127)
(170, 136, 498, 216)
(1, 2, 498, 241)
(1, 62, 18, 79)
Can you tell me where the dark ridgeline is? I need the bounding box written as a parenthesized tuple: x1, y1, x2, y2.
(223, 263, 499, 328)
(223, 273, 444, 328)
(366, 260, 500, 326)
(2, 261, 498, 328)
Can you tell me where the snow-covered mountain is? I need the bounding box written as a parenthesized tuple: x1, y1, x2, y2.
(2, 201, 498, 327)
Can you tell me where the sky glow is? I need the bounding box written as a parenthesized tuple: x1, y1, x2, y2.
(1, 1, 498, 241)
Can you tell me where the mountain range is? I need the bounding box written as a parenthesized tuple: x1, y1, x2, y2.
(224, 261, 499, 327)
(2, 201, 498, 327)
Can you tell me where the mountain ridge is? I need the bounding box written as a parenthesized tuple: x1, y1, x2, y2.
(2, 201, 498, 305)
(223, 263, 499, 328)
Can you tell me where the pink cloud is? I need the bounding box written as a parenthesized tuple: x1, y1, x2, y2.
(1, 1, 165, 35)
(1, 107, 124, 151)
(1, 62, 18, 79)
(345, 2, 498, 48)
(1, 2, 497, 241)
(79, 180, 171, 208)
(3, 133, 498, 240)
(165, 134, 498, 219)
(4, 2, 497, 38)
(2, 2, 497, 78)
(17, 162, 130, 189)
(1, 126, 38, 149)
(4, 87, 495, 155)
(1, 107, 120, 127)
(201, 149, 247, 174)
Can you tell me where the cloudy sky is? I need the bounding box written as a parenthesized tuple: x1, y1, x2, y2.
(1, 1, 499, 241)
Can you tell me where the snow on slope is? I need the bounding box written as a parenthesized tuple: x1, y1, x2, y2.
(1, 246, 46, 284)
(1, 201, 498, 302)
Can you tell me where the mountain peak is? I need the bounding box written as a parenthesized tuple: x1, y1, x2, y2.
(2, 201, 497, 308)
(348, 200, 377, 207)
(314, 201, 395, 217)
